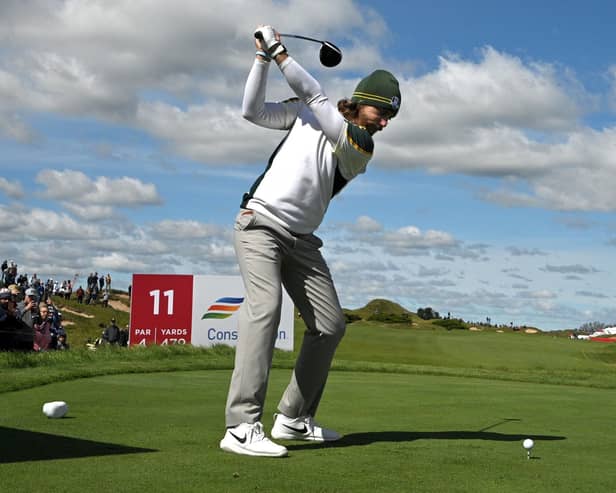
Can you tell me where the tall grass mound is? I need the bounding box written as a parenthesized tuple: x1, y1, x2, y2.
(349, 298, 414, 320)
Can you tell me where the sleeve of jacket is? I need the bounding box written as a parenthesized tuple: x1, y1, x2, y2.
(242, 59, 301, 130)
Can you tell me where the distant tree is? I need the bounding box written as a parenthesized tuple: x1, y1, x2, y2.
(417, 307, 440, 320)
(578, 321, 606, 334)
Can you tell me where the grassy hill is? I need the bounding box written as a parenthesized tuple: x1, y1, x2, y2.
(347, 298, 413, 319)
(51, 290, 131, 347)
(53, 293, 548, 349)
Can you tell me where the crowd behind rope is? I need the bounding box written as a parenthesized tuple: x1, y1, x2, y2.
(0, 259, 121, 352)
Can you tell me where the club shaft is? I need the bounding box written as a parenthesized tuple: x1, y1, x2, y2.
(279, 33, 324, 45)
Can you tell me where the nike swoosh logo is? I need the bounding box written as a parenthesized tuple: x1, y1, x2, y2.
(283, 423, 308, 434)
(229, 431, 247, 444)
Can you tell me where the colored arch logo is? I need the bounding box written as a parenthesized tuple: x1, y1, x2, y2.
(201, 297, 244, 320)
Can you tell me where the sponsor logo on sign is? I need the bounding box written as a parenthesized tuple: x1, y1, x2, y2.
(201, 297, 244, 320)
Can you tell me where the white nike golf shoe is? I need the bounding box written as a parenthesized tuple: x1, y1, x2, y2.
(271, 413, 341, 442)
(220, 422, 288, 457)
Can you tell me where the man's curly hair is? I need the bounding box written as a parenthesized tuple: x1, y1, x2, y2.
(337, 98, 360, 121)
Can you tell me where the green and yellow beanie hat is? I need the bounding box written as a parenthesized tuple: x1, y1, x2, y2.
(351, 70, 401, 117)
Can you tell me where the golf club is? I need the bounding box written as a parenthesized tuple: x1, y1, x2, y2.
(254, 31, 342, 67)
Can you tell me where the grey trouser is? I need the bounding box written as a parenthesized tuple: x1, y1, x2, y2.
(224, 209, 346, 427)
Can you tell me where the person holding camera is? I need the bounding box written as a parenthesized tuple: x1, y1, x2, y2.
(18, 287, 40, 330)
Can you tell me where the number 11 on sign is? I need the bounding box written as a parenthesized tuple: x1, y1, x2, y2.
(129, 274, 193, 346)
(149, 289, 174, 315)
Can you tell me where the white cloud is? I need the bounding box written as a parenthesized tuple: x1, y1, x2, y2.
(352, 215, 383, 233)
(3, 3, 616, 213)
(607, 65, 616, 112)
(372, 48, 616, 213)
(1, 206, 102, 239)
(0, 111, 38, 143)
(149, 219, 229, 240)
(0, 177, 24, 199)
(418, 265, 450, 277)
(541, 264, 599, 275)
(62, 203, 115, 221)
(93, 252, 148, 273)
(383, 225, 457, 254)
(36, 169, 163, 207)
(506, 246, 547, 256)
(0, 0, 384, 120)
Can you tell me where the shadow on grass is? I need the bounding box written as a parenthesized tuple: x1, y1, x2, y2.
(286, 430, 566, 451)
(0, 426, 157, 463)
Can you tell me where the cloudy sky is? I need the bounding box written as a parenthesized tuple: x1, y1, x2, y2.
(2, 0, 616, 330)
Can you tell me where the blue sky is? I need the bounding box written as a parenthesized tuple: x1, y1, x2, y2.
(1, 0, 616, 330)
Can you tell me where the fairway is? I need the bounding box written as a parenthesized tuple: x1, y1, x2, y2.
(1, 369, 615, 493)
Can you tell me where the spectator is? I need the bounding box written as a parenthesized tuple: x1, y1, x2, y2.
(76, 285, 85, 304)
(1, 260, 7, 286)
(102, 290, 109, 308)
(45, 296, 59, 322)
(0, 288, 13, 319)
(33, 303, 53, 351)
(91, 284, 99, 304)
(119, 325, 129, 346)
(0, 288, 33, 351)
(18, 287, 40, 330)
(45, 297, 64, 345)
(105, 273, 112, 291)
(7, 284, 22, 303)
(3, 260, 17, 286)
(99, 275, 105, 292)
(56, 332, 70, 350)
(102, 318, 120, 345)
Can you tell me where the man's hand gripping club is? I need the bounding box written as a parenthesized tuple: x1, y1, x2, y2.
(254, 25, 286, 59)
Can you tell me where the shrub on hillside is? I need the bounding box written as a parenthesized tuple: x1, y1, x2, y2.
(344, 312, 362, 324)
(433, 318, 467, 331)
(367, 312, 412, 324)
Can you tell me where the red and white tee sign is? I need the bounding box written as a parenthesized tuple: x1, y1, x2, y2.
(129, 274, 294, 350)
(129, 274, 193, 346)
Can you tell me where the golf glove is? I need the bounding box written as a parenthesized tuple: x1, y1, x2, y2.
(254, 25, 286, 58)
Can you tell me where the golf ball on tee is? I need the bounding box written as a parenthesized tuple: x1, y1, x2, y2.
(523, 438, 534, 450)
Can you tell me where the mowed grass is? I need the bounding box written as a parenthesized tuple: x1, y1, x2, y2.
(335, 323, 616, 387)
(2, 370, 616, 493)
(1, 315, 616, 492)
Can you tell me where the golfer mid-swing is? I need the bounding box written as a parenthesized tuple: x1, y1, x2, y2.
(220, 25, 401, 457)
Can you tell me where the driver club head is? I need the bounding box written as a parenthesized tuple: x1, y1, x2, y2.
(319, 41, 342, 67)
